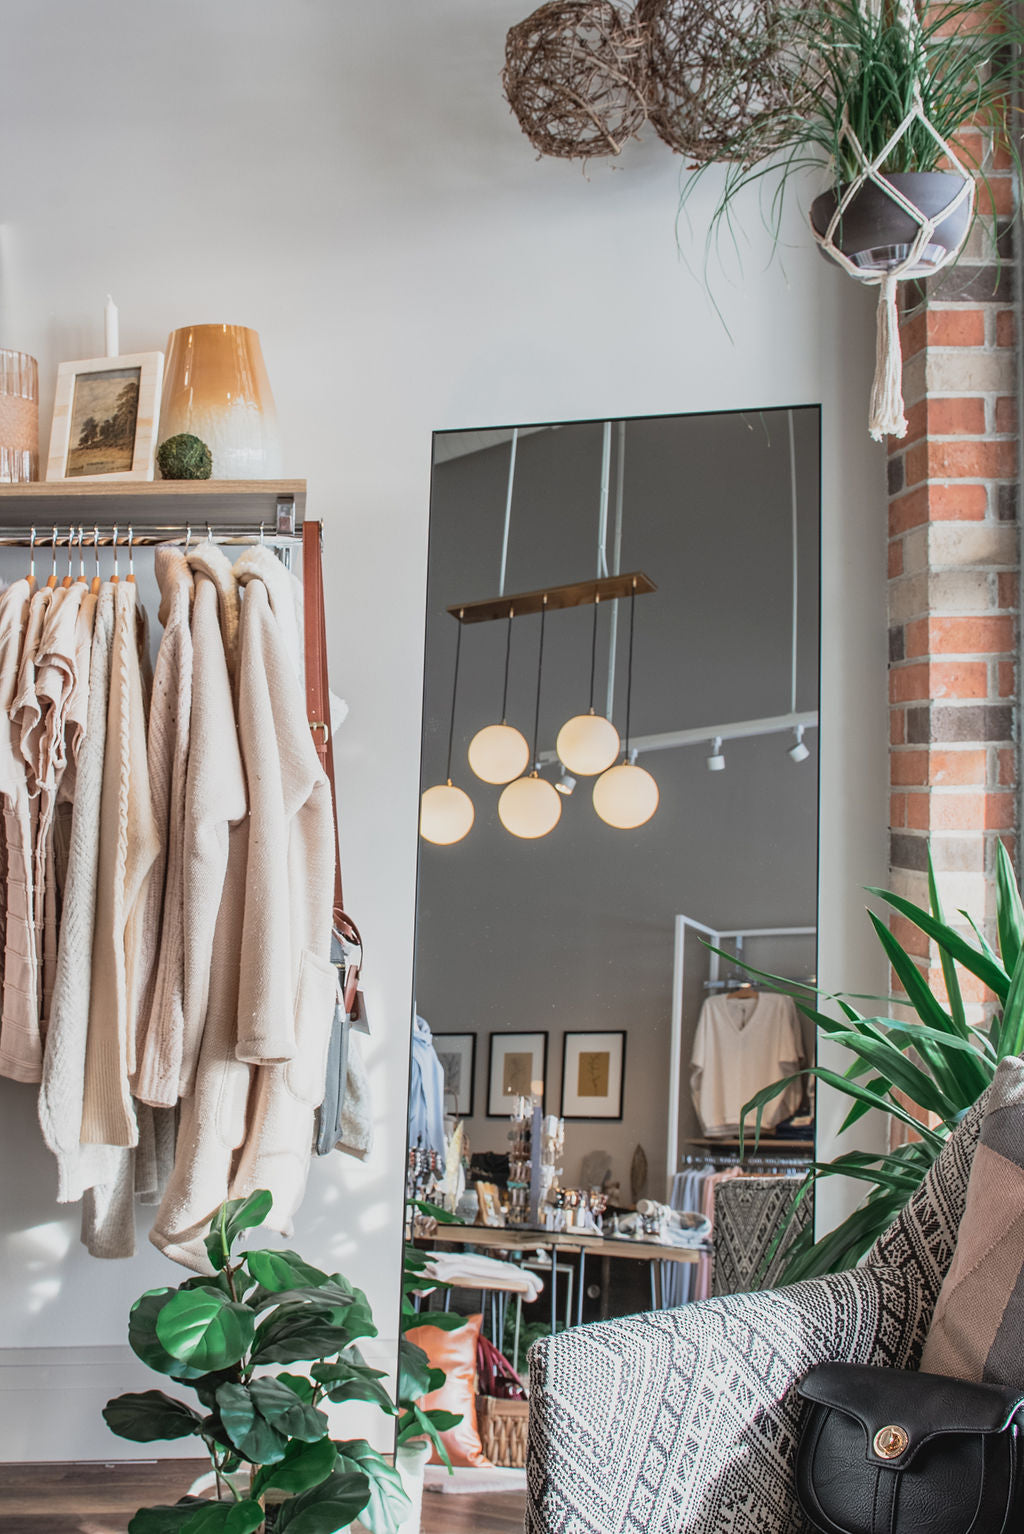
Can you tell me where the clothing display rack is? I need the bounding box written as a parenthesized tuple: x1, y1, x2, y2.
(667, 914, 817, 1197)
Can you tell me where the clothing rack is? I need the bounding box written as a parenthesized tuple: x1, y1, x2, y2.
(679, 1149, 810, 1172)
(0, 523, 303, 548)
(667, 915, 817, 1199)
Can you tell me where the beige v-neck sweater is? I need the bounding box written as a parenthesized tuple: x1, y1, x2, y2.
(80, 581, 160, 1147)
(133, 549, 195, 1108)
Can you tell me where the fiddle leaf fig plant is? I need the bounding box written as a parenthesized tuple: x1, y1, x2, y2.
(104, 1191, 410, 1534)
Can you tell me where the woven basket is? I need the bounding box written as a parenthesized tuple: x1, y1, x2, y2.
(477, 1393, 530, 1468)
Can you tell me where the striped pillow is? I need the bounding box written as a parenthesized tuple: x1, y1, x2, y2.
(921, 1055, 1024, 1385)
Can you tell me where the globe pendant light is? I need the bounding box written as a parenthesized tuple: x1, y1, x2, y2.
(594, 584, 658, 830)
(556, 596, 620, 775)
(499, 599, 561, 839)
(468, 610, 531, 785)
(420, 611, 475, 845)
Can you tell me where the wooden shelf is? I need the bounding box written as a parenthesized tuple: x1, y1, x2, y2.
(0, 479, 306, 524)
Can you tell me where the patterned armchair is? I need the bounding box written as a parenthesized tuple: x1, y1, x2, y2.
(526, 1098, 984, 1534)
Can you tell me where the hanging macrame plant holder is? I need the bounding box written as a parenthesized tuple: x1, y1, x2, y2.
(807, 17, 975, 441)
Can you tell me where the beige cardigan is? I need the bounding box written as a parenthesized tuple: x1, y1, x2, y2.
(133, 549, 195, 1108)
(0, 580, 36, 1081)
(80, 581, 160, 1147)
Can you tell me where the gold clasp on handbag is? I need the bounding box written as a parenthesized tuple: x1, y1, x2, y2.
(873, 1424, 909, 1460)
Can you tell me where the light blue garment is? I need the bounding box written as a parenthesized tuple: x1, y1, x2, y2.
(409, 1014, 447, 1158)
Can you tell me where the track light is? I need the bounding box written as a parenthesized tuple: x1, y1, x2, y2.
(555, 766, 576, 796)
(788, 725, 810, 763)
(706, 736, 725, 772)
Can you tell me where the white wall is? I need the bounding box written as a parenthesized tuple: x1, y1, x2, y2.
(0, 0, 888, 1458)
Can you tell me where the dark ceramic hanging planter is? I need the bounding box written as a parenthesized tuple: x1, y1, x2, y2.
(809, 170, 973, 277)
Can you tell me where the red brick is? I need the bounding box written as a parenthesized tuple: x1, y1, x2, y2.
(948, 129, 985, 166)
(888, 482, 986, 528)
(999, 660, 1016, 697)
(977, 175, 1015, 220)
(996, 396, 1017, 434)
(888, 539, 903, 578)
(998, 748, 1016, 787)
(890, 709, 906, 746)
(889, 486, 929, 534)
(906, 438, 1017, 484)
(891, 913, 930, 959)
(986, 793, 1016, 830)
(997, 310, 1016, 348)
(919, 616, 1014, 655)
(930, 660, 989, 698)
(929, 749, 988, 785)
(890, 663, 932, 703)
(926, 309, 986, 347)
(892, 749, 929, 785)
(890, 792, 907, 828)
(998, 573, 1017, 609)
(927, 398, 987, 437)
(918, 793, 985, 830)
(900, 308, 927, 362)
(994, 138, 1015, 171)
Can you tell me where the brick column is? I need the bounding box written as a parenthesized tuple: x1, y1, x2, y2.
(887, 169, 1019, 995)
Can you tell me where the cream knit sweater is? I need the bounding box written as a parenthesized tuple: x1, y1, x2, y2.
(0, 579, 36, 1082)
(133, 549, 194, 1108)
(80, 581, 160, 1148)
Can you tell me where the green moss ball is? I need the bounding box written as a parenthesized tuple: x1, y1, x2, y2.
(157, 433, 213, 480)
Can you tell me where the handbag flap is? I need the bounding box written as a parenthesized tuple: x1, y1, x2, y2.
(798, 1364, 1024, 1466)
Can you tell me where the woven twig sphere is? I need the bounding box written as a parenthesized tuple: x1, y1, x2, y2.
(637, 0, 793, 164)
(503, 0, 648, 160)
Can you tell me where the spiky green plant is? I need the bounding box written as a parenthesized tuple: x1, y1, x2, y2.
(733, 841, 1024, 1282)
(681, 0, 1023, 265)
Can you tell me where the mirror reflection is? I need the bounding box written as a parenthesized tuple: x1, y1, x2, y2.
(410, 409, 820, 1373)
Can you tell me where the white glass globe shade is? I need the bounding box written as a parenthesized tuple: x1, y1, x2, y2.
(556, 712, 620, 775)
(467, 723, 530, 785)
(420, 783, 475, 845)
(498, 774, 562, 839)
(592, 762, 659, 829)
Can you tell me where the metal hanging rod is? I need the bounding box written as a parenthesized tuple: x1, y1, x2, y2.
(0, 522, 303, 550)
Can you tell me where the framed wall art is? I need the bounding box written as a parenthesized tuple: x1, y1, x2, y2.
(487, 1030, 547, 1117)
(46, 351, 164, 482)
(432, 1031, 476, 1118)
(561, 1030, 626, 1120)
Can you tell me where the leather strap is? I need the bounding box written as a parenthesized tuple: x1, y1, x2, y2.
(302, 520, 362, 962)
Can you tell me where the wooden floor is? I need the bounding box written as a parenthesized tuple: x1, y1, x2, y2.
(0, 1460, 527, 1534)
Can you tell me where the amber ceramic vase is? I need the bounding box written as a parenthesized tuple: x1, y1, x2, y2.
(158, 324, 281, 479)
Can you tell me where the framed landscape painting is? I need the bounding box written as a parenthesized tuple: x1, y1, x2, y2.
(46, 351, 163, 481)
(487, 1031, 547, 1117)
(561, 1030, 626, 1120)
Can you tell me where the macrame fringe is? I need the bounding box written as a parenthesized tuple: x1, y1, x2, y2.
(868, 274, 906, 442)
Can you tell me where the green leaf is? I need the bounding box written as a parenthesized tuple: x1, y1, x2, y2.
(216, 1382, 289, 1465)
(245, 1250, 330, 1293)
(155, 1288, 255, 1373)
(180, 1503, 265, 1534)
(128, 1504, 207, 1534)
(995, 840, 1024, 976)
(251, 1305, 361, 1366)
(867, 887, 1010, 1000)
(223, 1189, 274, 1244)
(337, 1441, 412, 1534)
(823, 1026, 957, 1121)
(314, 1359, 395, 1412)
(998, 941, 1024, 1059)
(103, 1390, 204, 1443)
(252, 1433, 339, 1499)
(403, 1309, 465, 1334)
(274, 1469, 371, 1533)
(412, 1198, 460, 1225)
(250, 1377, 328, 1441)
(397, 1337, 432, 1404)
(128, 1290, 209, 1381)
(276, 1371, 317, 1402)
(928, 851, 969, 1039)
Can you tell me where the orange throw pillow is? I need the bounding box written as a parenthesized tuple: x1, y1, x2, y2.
(404, 1312, 493, 1468)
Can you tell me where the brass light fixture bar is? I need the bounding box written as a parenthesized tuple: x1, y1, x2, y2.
(448, 570, 656, 624)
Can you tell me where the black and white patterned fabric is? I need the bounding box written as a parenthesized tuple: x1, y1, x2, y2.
(526, 1095, 988, 1534)
(712, 1176, 811, 1296)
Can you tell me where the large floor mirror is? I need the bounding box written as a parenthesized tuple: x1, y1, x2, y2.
(410, 408, 820, 1360)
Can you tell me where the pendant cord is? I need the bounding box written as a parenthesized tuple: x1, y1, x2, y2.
(532, 601, 547, 767)
(446, 615, 464, 782)
(501, 612, 513, 722)
(624, 587, 636, 757)
(588, 597, 600, 712)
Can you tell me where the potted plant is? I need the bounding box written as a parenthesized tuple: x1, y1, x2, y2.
(680, 0, 1023, 437)
(103, 1190, 411, 1534)
(734, 842, 1024, 1281)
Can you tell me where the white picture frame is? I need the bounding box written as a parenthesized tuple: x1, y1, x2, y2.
(561, 1029, 626, 1120)
(46, 351, 164, 482)
(487, 1030, 547, 1117)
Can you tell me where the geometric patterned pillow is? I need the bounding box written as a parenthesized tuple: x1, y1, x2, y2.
(920, 1055, 1024, 1385)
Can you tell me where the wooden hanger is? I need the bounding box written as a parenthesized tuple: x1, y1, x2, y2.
(89, 527, 101, 596)
(727, 981, 758, 1000)
(26, 527, 36, 593)
(75, 526, 87, 585)
(61, 527, 75, 588)
(45, 528, 58, 589)
(126, 525, 135, 584)
(109, 525, 119, 585)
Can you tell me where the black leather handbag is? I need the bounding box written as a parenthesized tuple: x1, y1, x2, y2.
(795, 1362, 1024, 1534)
